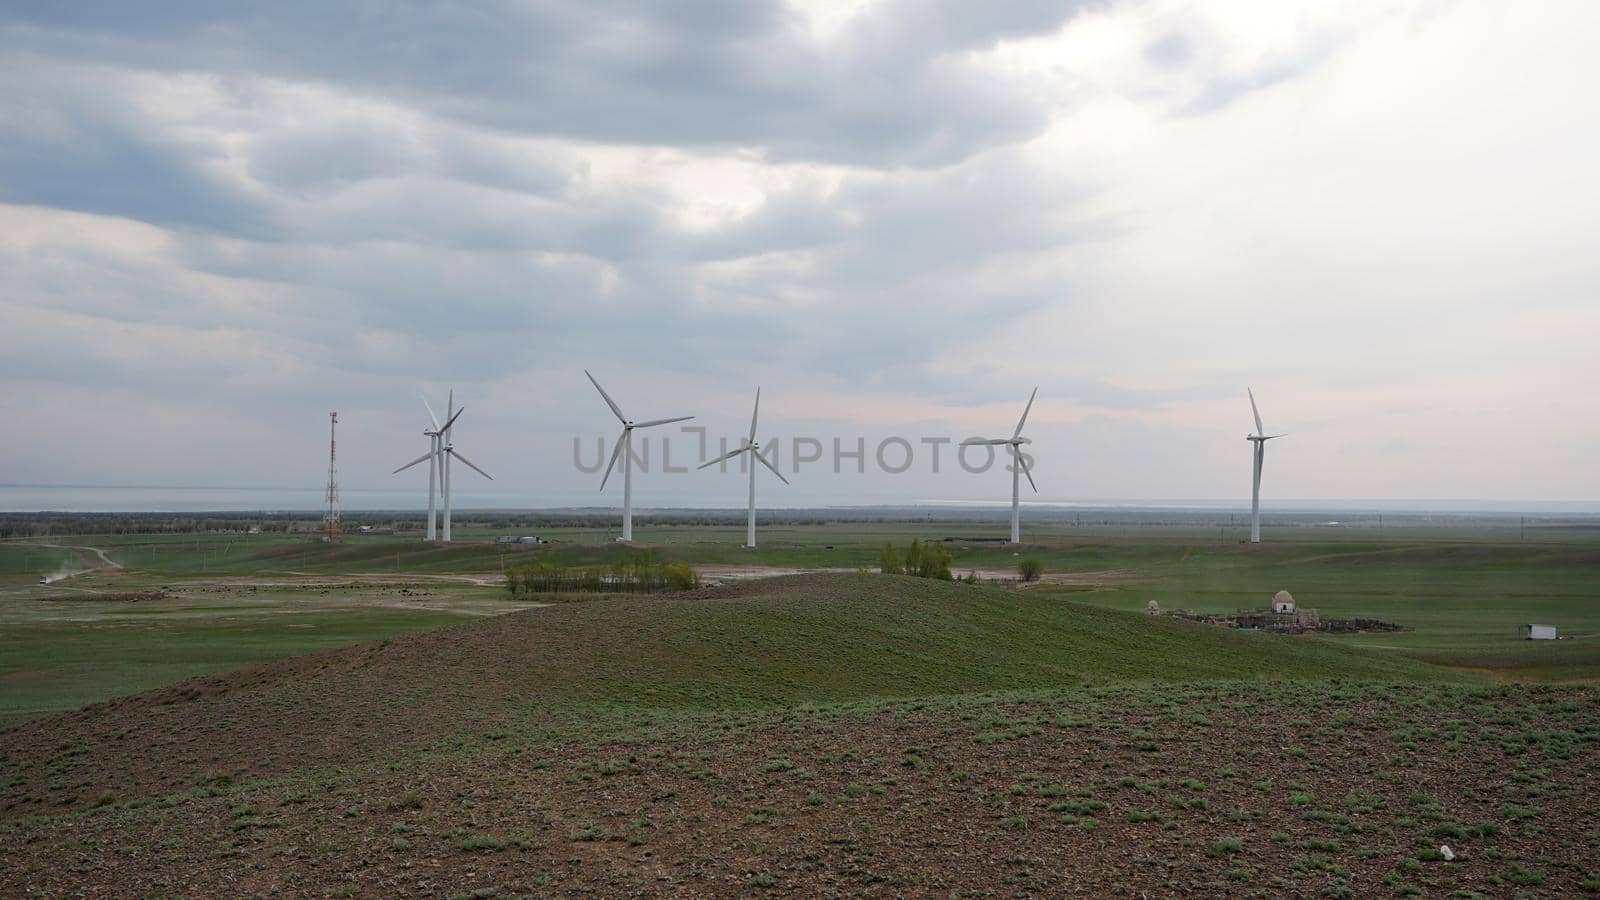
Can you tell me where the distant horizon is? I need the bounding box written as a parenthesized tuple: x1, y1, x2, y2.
(3, 483, 1598, 516)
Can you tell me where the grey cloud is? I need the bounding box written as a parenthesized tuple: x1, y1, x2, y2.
(1143, 32, 1193, 67)
(1135, 13, 1349, 118)
(1174, 44, 1340, 117)
(0, 69, 276, 237)
(0, 0, 1345, 405)
(2, 0, 1094, 167)
(247, 123, 417, 192)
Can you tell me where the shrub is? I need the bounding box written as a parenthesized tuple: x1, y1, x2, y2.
(882, 540, 953, 580)
(662, 562, 699, 591)
(1208, 836, 1245, 856)
(1019, 559, 1043, 582)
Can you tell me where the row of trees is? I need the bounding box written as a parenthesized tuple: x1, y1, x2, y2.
(877, 538, 1046, 585)
(506, 550, 698, 596)
(0, 513, 315, 538)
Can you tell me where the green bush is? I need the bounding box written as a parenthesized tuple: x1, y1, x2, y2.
(880, 539, 953, 580)
(1019, 559, 1043, 582)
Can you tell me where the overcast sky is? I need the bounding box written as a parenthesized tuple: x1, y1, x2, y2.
(2, 0, 1596, 511)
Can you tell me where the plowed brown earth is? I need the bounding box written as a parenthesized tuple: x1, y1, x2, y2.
(5, 684, 1596, 896)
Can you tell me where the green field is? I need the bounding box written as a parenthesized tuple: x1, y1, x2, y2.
(2, 523, 1597, 724)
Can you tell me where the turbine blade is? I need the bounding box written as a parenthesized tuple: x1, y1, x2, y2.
(1013, 387, 1037, 438)
(1013, 446, 1038, 493)
(392, 449, 435, 474)
(421, 395, 441, 431)
(599, 428, 627, 491)
(635, 415, 693, 428)
(440, 406, 464, 437)
(586, 370, 627, 423)
(961, 437, 1012, 446)
(1248, 388, 1265, 436)
(755, 447, 789, 485)
(451, 450, 493, 480)
(748, 387, 760, 444)
(697, 446, 748, 469)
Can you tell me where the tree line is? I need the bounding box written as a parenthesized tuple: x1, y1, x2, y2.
(505, 550, 698, 596)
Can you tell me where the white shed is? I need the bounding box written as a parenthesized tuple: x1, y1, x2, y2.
(1523, 624, 1557, 640)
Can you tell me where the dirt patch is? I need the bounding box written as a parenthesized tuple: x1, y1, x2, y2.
(0, 670, 48, 682)
(1, 683, 1595, 896)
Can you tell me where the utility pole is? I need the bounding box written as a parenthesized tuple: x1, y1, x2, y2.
(323, 411, 342, 544)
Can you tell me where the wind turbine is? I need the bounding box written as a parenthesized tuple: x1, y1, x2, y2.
(393, 396, 456, 540)
(964, 388, 1038, 544)
(437, 391, 493, 542)
(391, 392, 490, 542)
(698, 388, 788, 548)
(587, 371, 694, 542)
(1245, 388, 1285, 544)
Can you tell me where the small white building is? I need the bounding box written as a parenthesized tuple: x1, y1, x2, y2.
(1146, 599, 1161, 615)
(1272, 590, 1296, 614)
(1523, 624, 1557, 640)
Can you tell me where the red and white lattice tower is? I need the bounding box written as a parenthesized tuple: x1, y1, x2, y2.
(323, 411, 342, 543)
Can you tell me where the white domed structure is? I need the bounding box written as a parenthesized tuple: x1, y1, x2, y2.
(1272, 590, 1295, 613)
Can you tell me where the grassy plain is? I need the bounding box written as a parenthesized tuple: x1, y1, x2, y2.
(4, 521, 1594, 723)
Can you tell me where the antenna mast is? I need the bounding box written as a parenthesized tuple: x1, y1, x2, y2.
(323, 411, 342, 543)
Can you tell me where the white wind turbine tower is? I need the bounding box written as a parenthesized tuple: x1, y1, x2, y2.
(436, 391, 493, 542)
(587, 371, 694, 542)
(698, 388, 788, 548)
(1245, 388, 1285, 544)
(964, 388, 1038, 544)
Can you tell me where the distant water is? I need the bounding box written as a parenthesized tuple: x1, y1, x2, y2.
(2, 484, 1596, 515)
(0, 485, 413, 513)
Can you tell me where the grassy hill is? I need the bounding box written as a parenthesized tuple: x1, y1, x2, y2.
(2, 573, 1454, 819)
